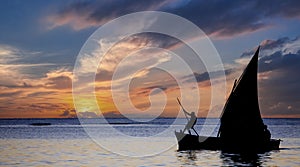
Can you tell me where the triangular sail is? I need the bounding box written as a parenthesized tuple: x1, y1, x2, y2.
(218, 47, 264, 144)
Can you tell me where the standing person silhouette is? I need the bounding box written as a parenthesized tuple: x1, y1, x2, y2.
(177, 98, 199, 136)
(182, 109, 199, 136)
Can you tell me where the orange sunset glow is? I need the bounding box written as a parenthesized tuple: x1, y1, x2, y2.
(1, 1, 300, 119)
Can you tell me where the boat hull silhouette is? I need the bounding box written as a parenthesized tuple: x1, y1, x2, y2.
(175, 131, 280, 153)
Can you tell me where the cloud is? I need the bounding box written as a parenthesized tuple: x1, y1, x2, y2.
(241, 37, 300, 58)
(0, 44, 63, 88)
(72, 33, 179, 108)
(238, 36, 300, 117)
(102, 111, 121, 118)
(43, 68, 73, 89)
(26, 91, 55, 98)
(259, 51, 300, 73)
(191, 36, 300, 118)
(46, 0, 300, 37)
(0, 46, 74, 117)
(74, 33, 179, 93)
(95, 69, 114, 82)
(0, 44, 46, 65)
(168, 0, 300, 37)
(76, 33, 177, 79)
(59, 109, 77, 118)
(98, 33, 177, 73)
(45, 76, 71, 89)
(77, 111, 99, 118)
(130, 85, 169, 99)
(0, 91, 23, 98)
(0, 45, 19, 61)
(46, 0, 174, 30)
(184, 69, 233, 83)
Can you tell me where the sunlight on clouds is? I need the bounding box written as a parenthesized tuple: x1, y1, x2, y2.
(1, 1, 300, 119)
(0, 47, 74, 118)
(258, 71, 272, 80)
(45, 68, 73, 79)
(0, 48, 13, 56)
(234, 56, 251, 65)
(46, 11, 108, 31)
(77, 38, 117, 74)
(0, 45, 22, 67)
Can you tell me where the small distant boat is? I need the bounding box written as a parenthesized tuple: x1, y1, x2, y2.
(30, 123, 51, 126)
(175, 46, 281, 153)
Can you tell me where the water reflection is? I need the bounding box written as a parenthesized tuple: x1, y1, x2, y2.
(220, 152, 273, 166)
(176, 150, 277, 166)
(176, 150, 198, 166)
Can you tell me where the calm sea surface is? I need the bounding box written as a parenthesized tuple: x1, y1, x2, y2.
(0, 118, 299, 166)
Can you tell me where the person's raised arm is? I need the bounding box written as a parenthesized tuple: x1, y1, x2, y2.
(182, 107, 191, 116)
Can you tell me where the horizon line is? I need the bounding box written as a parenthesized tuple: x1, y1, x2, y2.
(0, 117, 300, 119)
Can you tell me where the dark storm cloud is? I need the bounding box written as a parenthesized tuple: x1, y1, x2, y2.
(48, 0, 300, 37)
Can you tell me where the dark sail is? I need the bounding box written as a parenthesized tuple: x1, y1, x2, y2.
(218, 47, 265, 150)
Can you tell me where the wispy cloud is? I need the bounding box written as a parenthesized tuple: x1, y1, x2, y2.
(46, 0, 174, 30)
(45, 0, 300, 38)
(0, 67, 73, 117)
(241, 37, 300, 58)
(0, 44, 74, 117)
(0, 45, 23, 63)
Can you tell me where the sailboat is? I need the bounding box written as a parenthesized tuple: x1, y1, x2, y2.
(175, 46, 281, 153)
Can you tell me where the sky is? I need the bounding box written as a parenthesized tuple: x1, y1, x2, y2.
(0, 0, 300, 118)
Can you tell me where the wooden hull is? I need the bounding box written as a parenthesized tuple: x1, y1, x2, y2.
(175, 131, 281, 153)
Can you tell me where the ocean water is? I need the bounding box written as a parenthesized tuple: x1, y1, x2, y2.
(0, 118, 299, 166)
